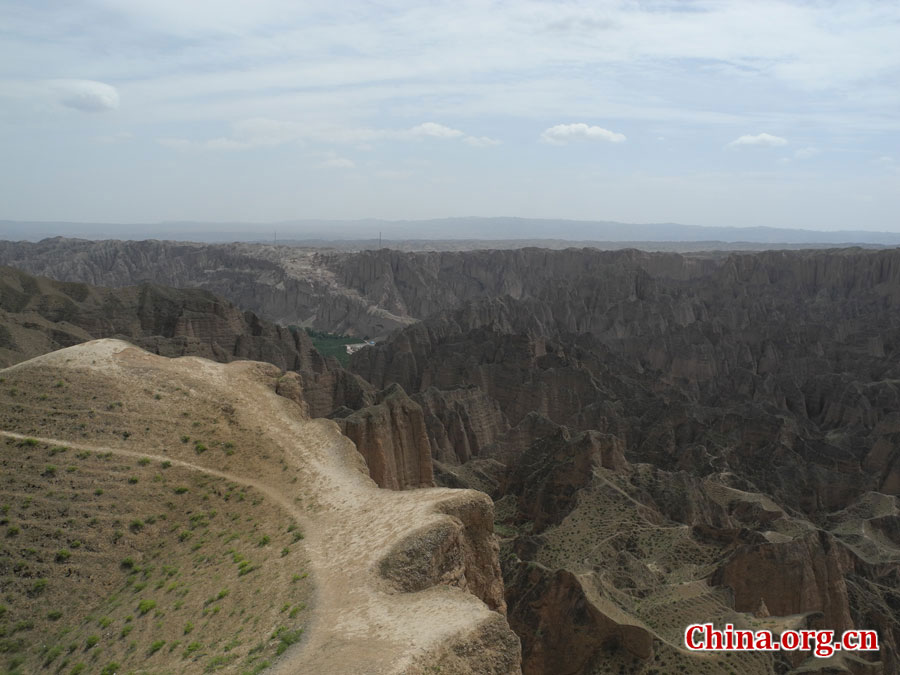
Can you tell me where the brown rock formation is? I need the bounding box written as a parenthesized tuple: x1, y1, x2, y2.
(0, 265, 320, 371)
(381, 490, 506, 613)
(335, 383, 435, 490)
(712, 530, 856, 632)
(504, 564, 654, 675)
(414, 386, 509, 465)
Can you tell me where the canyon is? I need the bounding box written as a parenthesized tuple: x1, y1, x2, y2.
(2, 239, 899, 673)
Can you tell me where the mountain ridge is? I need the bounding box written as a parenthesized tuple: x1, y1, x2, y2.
(4, 218, 900, 245)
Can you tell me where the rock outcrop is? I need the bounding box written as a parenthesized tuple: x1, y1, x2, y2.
(711, 530, 856, 632)
(334, 383, 435, 490)
(0, 265, 320, 371)
(504, 565, 654, 675)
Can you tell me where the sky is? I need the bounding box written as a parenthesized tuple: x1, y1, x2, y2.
(1, 0, 899, 231)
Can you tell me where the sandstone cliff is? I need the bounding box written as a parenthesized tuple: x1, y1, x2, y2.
(0, 265, 320, 371)
(334, 383, 435, 490)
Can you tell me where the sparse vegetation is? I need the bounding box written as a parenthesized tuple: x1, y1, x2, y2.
(0, 365, 312, 673)
(302, 327, 360, 366)
(182, 641, 202, 658)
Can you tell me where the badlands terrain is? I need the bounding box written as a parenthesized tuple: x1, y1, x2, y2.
(1, 238, 899, 674)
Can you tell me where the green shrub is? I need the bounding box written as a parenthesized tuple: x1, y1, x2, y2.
(272, 626, 303, 655)
(182, 641, 202, 658)
(137, 599, 156, 615)
(43, 645, 63, 665)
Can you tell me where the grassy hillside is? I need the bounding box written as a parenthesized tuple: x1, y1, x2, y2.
(0, 437, 311, 674)
(0, 355, 313, 674)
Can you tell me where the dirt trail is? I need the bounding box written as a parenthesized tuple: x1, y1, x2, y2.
(1, 340, 510, 674)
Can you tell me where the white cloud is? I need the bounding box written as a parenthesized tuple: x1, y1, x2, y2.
(727, 133, 788, 148)
(320, 155, 356, 169)
(793, 146, 819, 159)
(50, 79, 119, 112)
(156, 119, 498, 152)
(464, 136, 501, 147)
(407, 122, 499, 147)
(540, 123, 626, 144)
(409, 122, 464, 139)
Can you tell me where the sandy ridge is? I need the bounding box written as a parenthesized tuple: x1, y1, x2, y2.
(1, 339, 511, 674)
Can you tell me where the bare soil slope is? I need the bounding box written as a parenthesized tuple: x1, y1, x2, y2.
(0, 339, 519, 674)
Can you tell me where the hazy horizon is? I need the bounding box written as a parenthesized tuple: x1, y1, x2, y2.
(5, 216, 900, 247)
(2, 1, 899, 230)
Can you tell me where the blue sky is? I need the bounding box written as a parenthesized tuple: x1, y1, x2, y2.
(1, 0, 898, 230)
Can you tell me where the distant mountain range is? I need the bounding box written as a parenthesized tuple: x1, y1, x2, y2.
(3, 217, 900, 246)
